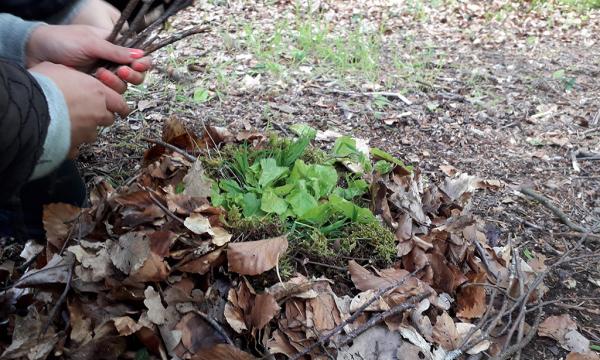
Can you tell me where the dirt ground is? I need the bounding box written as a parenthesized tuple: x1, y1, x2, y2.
(82, 0, 600, 358)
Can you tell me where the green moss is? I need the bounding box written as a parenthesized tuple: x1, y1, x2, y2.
(300, 145, 328, 164)
(225, 206, 284, 241)
(343, 222, 397, 266)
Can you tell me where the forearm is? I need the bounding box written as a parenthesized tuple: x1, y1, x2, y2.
(0, 14, 42, 65)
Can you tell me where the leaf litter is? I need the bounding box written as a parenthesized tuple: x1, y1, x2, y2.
(4, 0, 600, 357)
(3, 117, 596, 360)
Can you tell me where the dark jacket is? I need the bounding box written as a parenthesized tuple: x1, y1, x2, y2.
(0, 59, 50, 204)
(0, 0, 78, 21)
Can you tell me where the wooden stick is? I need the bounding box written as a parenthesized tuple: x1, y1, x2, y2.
(117, 0, 154, 45)
(128, 0, 193, 48)
(519, 187, 590, 233)
(141, 137, 196, 162)
(143, 26, 209, 54)
(107, 0, 141, 43)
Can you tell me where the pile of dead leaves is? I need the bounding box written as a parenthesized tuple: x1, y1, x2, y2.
(0, 118, 594, 360)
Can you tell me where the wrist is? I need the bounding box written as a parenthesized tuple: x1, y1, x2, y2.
(25, 24, 50, 68)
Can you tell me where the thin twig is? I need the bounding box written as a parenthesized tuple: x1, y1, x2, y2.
(128, 0, 193, 48)
(519, 187, 590, 233)
(335, 292, 431, 346)
(41, 259, 74, 336)
(107, 0, 141, 43)
(141, 137, 196, 162)
(143, 26, 209, 54)
(118, 0, 154, 45)
(146, 190, 185, 224)
(193, 310, 234, 346)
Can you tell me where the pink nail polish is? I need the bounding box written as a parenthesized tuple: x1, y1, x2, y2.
(129, 49, 144, 59)
(118, 67, 130, 78)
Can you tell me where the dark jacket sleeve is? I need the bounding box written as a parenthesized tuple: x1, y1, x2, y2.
(0, 0, 79, 22)
(0, 59, 50, 204)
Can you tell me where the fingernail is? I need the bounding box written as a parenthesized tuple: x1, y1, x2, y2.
(117, 67, 130, 78)
(129, 49, 144, 59)
(132, 62, 146, 72)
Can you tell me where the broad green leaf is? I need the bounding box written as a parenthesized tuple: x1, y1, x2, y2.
(242, 192, 261, 217)
(286, 188, 318, 217)
(289, 123, 317, 139)
(300, 203, 331, 224)
(333, 178, 369, 200)
(273, 183, 295, 197)
(258, 158, 288, 188)
(374, 160, 393, 174)
(332, 136, 358, 157)
(329, 194, 374, 223)
(219, 179, 243, 194)
(211, 183, 224, 206)
(306, 164, 338, 198)
(260, 188, 288, 215)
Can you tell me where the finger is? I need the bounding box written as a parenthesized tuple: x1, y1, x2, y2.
(117, 66, 145, 85)
(101, 84, 130, 118)
(131, 57, 152, 72)
(96, 67, 128, 94)
(90, 38, 145, 65)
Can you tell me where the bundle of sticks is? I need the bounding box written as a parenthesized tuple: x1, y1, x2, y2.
(99, 0, 207, 69)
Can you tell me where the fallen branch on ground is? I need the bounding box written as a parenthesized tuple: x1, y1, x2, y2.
(519, 187, 591, 233)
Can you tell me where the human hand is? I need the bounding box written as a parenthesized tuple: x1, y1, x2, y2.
(26, 24, 151, 93)
(69, 0, 121, 32)
(30, 62, 130, 158)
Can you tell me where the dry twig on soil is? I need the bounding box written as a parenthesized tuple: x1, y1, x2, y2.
(519, 187, 591, 233)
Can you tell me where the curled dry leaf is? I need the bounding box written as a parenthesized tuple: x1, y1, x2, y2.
(14, 254, 70, 288)
(68, 241, 113, 282)
(184, 213, 214, 235)
(224, 280, 280, 333)
(227, 235, 288, 276)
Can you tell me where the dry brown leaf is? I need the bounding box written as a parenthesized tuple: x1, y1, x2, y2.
(68, 242, 113, 283)
(68, 299, 92, 346)
(227, 235, 288, 275)
(178, 249, 223, 274)
(567, 352, 600, 360)
(456, 271, 487, 320)
(538, 314, 577, 343)
(184, 213, 214, 235)
(308, 282, 342, 332)
(348, 260, 410, 291)
(174, 313, 226, 354)
(42, 202, 82, 254)
(191, 344, 257, 360)
(109, 232, 150, 275)
(267, 330, 298, 358)
(432, 312, 460, 351)
(14, 254, 70, 288)
(249, 293, 280, 330)
(113, 316, 142, 336)
(144, 286, 167, 325)
(183, 159, 213, 198)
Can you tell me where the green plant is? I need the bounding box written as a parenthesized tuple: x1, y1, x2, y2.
(206, 126, 410, 265)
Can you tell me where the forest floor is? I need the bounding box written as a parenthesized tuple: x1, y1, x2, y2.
(74, 0, 599, 358)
